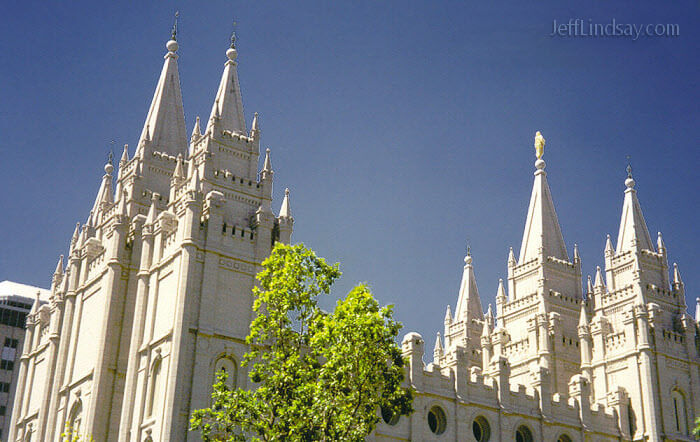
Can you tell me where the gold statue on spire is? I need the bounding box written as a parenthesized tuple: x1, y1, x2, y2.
(534, 131, 545, 159)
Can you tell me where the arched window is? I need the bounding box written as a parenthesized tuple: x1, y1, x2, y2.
(213, 356, 237, 390)
(427, 406, 446, 435)
(472, 415, 491, 441)
(515, 425, 533, 442)
(380, 405, 399, 426)
(147, 358, 164, 417)
(68, 400, 82, 438)
(671, 389, 688, 435)
(557, 434, 573, 442)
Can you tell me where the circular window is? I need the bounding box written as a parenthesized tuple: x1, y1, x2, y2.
(472, 416, 491, 441)
(557, 435, 572, 442)
(381, 406, 399, 425)
(515, 425, 533, 442)
(427, 406, 446, 435)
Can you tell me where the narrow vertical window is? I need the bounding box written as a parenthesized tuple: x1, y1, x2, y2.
(671, 390, 688, 434)
(147, 358, 163, 417)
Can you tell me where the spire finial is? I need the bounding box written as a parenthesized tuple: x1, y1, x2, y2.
(104, 144, 114, 175)
(625, 155, 636, 189)
(230, 20, 237, 49)
(171, 11, 179, 41)
(226, 22, 239, 61)
(626, 155, 633, 178)
(464, 242, 472, 265)
(166, 12, 179, 53)
(534, 131, 546, 159)
(108, 140, 115, 165)
(533, 131, 546, 170)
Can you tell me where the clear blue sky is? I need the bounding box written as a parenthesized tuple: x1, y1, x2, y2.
(1, 1, 697, 342)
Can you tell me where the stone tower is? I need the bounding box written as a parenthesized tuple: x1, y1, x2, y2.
(492, 154, 584, 395)
(9, 31, 293, 442)
(376, 136, 698, 441)
(582, 166, 698, 441)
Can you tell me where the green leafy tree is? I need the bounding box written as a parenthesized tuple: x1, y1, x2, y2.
(693, 416, 700, 440)
(190, 243, 413, 441)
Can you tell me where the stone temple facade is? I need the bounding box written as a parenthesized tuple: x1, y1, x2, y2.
(9, 31, 293, 441)
(8, 27, 698, 442)
(372, 144, 698, 441)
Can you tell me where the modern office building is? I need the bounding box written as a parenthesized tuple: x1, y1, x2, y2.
(0, 281, 49, 442)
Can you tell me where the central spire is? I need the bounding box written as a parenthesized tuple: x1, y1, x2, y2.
(518, 132, 568, 263)
(137, 31, 188, 157)
(206, 27, 246, 136)
(615, 166, 653, 254)
(454, 250, 484, 321)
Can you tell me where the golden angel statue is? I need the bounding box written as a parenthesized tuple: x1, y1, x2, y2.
(534, 131, 545, 159)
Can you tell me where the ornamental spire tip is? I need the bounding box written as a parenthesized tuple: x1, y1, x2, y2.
(171, 11, 179, 41)
(534, 131, 545, 160)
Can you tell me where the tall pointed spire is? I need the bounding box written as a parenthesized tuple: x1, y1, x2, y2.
(673, 263, 683, 286)
(656, 232, 665, 253)
(30, 291, 41, 315)
(615, 164, 653, 254)
(250, 111, 259, 137)
(190, 116, 202, 143)
(433, 332, 443, 360)
(496, 279, 506, 302)
(508, 247, 516, 266)
(454, 250, 484, 321)
(485, 304, 494, 325)
(119, 144, 129, 165)
(173, 154, 185, 181)
(262, 148, 273, 173)
(586, 275, 594, 296)
(481, 317, 491, 338)
(137, 31, 188, 156)
(604, 234, 614, 254)
(594, 266, 605, 289)
(91, 159, 114, 217)
(444, 305, 452, 324)
(578, 301, 589, 327)
(695, 298, 700, 323)
(518, 132, 568, 263)
(69, 222, 80, 254)
(279, 188, 292, 218)
(206, 26, 246, 136)
(54, 255, 64, 276)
